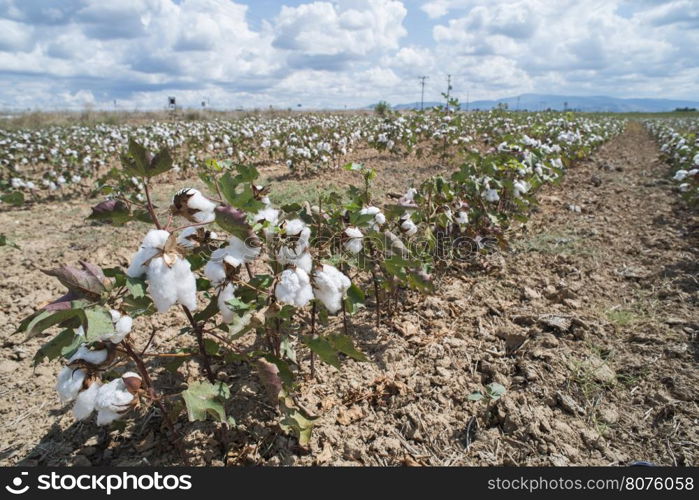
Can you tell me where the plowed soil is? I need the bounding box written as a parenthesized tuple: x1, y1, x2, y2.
(1, 122, 697, 466)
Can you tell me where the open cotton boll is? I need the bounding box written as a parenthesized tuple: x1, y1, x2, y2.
(312, 264, 351, 313)
(73, 381, 101, 421)
(399, 188, 418, 206)
(278, 250, 312, 273)
(95, 375, 138, 426)
(146, 256, 197, 312)
(172, 188, 216, 224)
(673, 170, 688, 181)
(177, 227, 198, 249)
(344, 226, 364, 254)
(204, 248, 243, 285)
(227, 236, 261, 263)
(69, 345, 109, 365)
(360, 206, 386, 230)
(455, 210, 469, 225)
(275, 268, 314, 307)
(56, 366, 86, 404)
(513, 180, 530, 197)
(126, 229, 170, 278)
(217, 283, 237, 323)
(399, 216, 418, 237)
(101, 310, 133, 344)
(483, 189, 500, 203)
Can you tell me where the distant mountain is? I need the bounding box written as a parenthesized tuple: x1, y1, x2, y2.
(386, 94, 699, 112)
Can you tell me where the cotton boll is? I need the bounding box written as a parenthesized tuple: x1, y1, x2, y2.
(344, 226, 364, 254)
(69, 345, 109, 365)
(204, 258, 227, 285)
(455, 210, 469, 225)
(513, 180, 530, 197)
(126, 230, 170, 278)
(399, 216, 418, 237)
(95, 377, 136, 426)
(673, 170, 688, 181)
(312, 265, 351, 313)
(275, 268, 314, 307)
(101, 310, 133, 344)
(278, 250, 312, 273)
(146, 258, 179, 313)
(483, 189, 500, 203)
(56, 366, 86, 403)
(172, 188, 216, 223)
(73, 381, 101, 420)
(360, 206, 385, 231)
(177, 227, 198, 249)
(173, 257, 197, 311)
(227, 236, 261, 263)
(217, 283, 237, 323)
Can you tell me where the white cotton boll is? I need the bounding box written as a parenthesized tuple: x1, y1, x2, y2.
(126, 230, 170, 278)
(455, 210, 469, 225)
(101, 309, 132, 343)
(360, 206, 385, 230)
(254, 206, 280, 225)
(174, 257, 197, 311)
(217, 282, 237, 323)
(279, 250, 312, 273)
(56, 366, 86, 404)
(146, 258, 180, 313)
(95, 378, 134, 426)
(204, 259, 227, 285)
(673, 170, 688, 181)
(177, 227, 198, 249)
(73, 381, 101, 420)
(69, 345, 109, 365)
(275, 268, 314, 307)
(227, 236, 261, 263)
(679, 183, 690, 192)
(400, 218, 418, 237)
(344, 226, 364, 254)
(312, 264, 351, 313)
(513, 180, 530, 197)
(483, 189, 500, 203)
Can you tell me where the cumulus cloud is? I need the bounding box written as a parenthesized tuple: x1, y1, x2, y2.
(0, 0, 696, 109)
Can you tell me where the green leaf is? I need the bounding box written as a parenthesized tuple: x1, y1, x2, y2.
(203, 338, 220, 356)
(0, 233, 19, 249)
(224, 295, 251, 313)
(20, 308, 85, 339)
(147, 148, 173, 177)
(181, 381, 231, 424)
(327, 334, 368, 362)
(302, 336, 340, 369)
(83, 307, 116, 342)
(468, 392, 484, 401)
(126, 276, 146, 298)
(33, 329, 80, 366)
(193, 296, 219, 323)
(279, 394, 317, 449)
(1, 191, 24, 206)
(347, 283, 365, 305)
(486, 382, 506, 400)
(87, 199, 131, 226)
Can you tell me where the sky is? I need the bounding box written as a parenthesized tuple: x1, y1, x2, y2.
(0, 0, 697, 110)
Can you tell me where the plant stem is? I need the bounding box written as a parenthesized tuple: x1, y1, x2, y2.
(310, 300, 316, 378)
(122, 341, 188, 464)
(143, 180, 162, 229)
(181, 305, 215, 382)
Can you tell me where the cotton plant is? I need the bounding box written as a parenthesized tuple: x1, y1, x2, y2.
(17, 113, 627, 456)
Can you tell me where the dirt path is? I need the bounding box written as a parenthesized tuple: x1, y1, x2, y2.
(0, 122, 696, 466)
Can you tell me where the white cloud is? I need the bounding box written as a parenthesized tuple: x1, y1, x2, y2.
(0, 0, 696, 109)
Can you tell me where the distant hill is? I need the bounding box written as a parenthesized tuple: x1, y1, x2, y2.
(384, 94, 699, 112)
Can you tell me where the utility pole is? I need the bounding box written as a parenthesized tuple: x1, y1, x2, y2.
(445, 74, 452, 111)
(419, 76, 428, 110)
